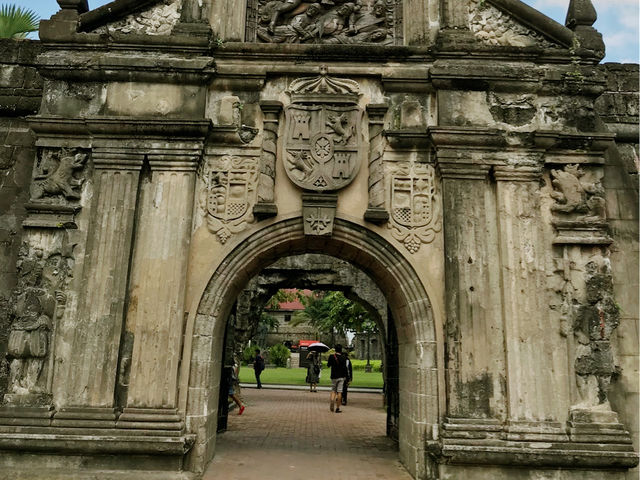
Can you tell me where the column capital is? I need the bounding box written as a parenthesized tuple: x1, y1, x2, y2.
(259, 100, 283, 114)
(493, 165, 542, 182)
(438, 163, 491, 180)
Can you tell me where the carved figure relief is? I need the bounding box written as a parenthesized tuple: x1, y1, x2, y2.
(550, 164, 606, 220)
(30, 148, 89, 203)
(201, 155, 259, 243)
(387, 163, 441, 253)
(572, 255, 620, 410)
(284, 70, 363, 192)
(469, 0, 557, 48)
(247, 0, 400, 45)
(94, 0, 182, 36)
(6, 243, 73, 398)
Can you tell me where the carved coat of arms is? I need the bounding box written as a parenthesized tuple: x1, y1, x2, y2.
(388, 163, 441, 253)
(201, 155, 258, 243)
(284, 70, 363, 192)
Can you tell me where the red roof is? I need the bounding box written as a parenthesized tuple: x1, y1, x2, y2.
(276, 289, 312, 311)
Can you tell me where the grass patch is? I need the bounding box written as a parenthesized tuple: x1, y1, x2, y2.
(239, 366, 383, 389)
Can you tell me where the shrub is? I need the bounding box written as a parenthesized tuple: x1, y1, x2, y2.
(268, 343, 290, 367)
(242, 344, 264, 366)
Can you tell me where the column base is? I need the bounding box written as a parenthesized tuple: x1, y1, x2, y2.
(438, 418, 638, 469)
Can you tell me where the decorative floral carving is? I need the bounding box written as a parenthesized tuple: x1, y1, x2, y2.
(95, 0, 182, 36)
(30, 148, 89, 203)
(550, 164, 606, 220)
(469, 0, 557, 48)
(200, 156, 259, 244)
(248, 0, 400, 45)
(387, 163, 441, 253)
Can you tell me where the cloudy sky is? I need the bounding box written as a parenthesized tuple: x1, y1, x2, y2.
(25, 0, 639, 63)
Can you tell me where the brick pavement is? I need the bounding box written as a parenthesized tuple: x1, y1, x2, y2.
(203, 388, 413, 480)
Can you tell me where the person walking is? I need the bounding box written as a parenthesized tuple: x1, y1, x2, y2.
(229, 362, 245, 415)
(306, 350, 321, 392)
(252, 348, 265, 389)
(327, 344, 348, 413)
(341, 350, 353, 405)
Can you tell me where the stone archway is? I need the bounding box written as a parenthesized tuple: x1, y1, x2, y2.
(182, 217, 441, 479)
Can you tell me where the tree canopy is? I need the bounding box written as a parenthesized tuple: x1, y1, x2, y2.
(0, 5, 39, 39)
(291, 290, 378, 336)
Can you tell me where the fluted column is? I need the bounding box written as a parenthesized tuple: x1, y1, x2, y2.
(56, 152, 143, 411)
(439, 162, 507, 421)
(364, 103, 389, 223)
(117, 154, 199, 429)
(253, 100, 282, 219)
(494, 166, 570, 425)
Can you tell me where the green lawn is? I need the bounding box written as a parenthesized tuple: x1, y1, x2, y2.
(239, 365, 383, 388)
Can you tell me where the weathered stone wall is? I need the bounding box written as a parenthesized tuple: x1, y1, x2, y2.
(597, 63, 639, 480)
(0, 39, 42, 398)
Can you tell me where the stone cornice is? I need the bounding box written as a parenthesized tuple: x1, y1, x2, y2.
(535, 131, 615, 165)
(28, 116, 212, 140)
(428, 127, 507, 150)
(36, 48, 214, 84)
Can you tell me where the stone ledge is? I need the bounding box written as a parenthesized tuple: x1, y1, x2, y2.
(0, 432, 195, 455)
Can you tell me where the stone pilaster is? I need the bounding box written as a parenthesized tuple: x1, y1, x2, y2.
(438, 162, 507, 422)
(253, 100, 282, 219)
(118, 153, 199, 430)
(364, 103, 389, 224)
(55, 150, 143, 413)
(493, 166, 571, 428)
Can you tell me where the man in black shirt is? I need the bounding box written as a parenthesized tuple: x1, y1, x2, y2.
(327, 344, 348, 413)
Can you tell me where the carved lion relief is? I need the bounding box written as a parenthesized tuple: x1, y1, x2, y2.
(387, 163, 441, 253)
(30, 148, 89, 204)
(200, 155, 259, 244)
(550, 164, 606, 221)
(246, 0, 402, 45)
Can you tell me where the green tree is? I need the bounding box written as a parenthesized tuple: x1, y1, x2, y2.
(0, 5, 39, 39)
(293, 291, 379, 340)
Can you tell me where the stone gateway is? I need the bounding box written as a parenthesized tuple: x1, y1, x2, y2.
(0, 0, 638, 479)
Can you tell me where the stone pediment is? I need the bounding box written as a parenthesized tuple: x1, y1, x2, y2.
(78, 0, 181, 36)
(468, 0, 573, 49)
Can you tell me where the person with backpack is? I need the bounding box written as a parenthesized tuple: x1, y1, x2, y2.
(327, 344, 348, 413)
(253, 348, 265, 389)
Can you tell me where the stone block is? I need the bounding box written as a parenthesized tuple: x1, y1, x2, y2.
(617, 190, 639, 220)
(0, 146, 14, 169)
(0, 66, 25, 89)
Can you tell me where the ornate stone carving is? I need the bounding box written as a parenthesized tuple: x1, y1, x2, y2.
(550, 164, 606, 220)
(5, 242, 74, 402)
(201, 155, 259, 243)
(469, 0, 557, 48)
(571, 255, 620, 414)
(387, 163, 441, 253)
(302, 193, 337, 236)
(254, 101, 283, 219)
(364, 103, 389, 223)
(247, 0, 401, 45)
(94, 0, 182, 36)
(30, 148, 89, 203)
(284, 70, 363, 192)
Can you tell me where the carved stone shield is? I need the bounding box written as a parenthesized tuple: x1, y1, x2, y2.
(388, 164, 441, 253)
(202, 155, 258, 244)
(284, 104, 362, 192)
(207, 170, 251, 222)
(390, 175, 435, 229)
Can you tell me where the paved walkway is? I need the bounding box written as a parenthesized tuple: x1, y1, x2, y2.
(204, 388, 412, 480)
